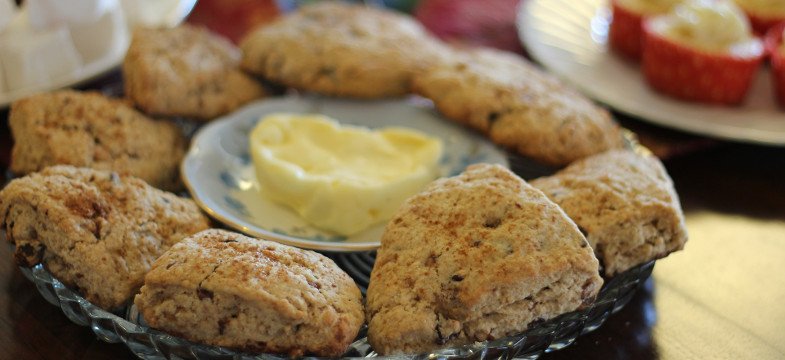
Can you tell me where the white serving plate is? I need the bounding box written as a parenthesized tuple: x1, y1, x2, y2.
(517, 0, 785, 145)
(182, 95, 509, 252)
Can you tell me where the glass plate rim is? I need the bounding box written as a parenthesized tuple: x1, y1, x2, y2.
(15, 254, 655, 360)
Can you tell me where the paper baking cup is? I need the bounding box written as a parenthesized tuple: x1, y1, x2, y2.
(642, 19, 764, 105)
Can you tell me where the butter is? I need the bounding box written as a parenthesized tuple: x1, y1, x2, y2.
(660, 0, 760, 54)
(249, 113, 444, 236)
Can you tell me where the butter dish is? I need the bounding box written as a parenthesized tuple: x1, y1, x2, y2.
(182, 95, 508, 252)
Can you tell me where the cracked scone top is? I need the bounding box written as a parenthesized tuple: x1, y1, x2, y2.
(8, 90, 188, 192)
(365, 164, 603, 355)
(530, 149, 688, 277)
(134, 229, 365, 358)
(411, 47, 625, 167)
(240, 1, 449, 98)
(0, 165, 211, 310)
(123, 24, 267, 121)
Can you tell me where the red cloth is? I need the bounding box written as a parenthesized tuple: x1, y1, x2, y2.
(414, 0, 527, 54)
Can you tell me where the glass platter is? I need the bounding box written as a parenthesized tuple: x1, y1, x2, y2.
(5, 93, 654, 359)
(516, 0, 785, 146)
(16, 251, 654, 360)
(5, 136, 653, 359)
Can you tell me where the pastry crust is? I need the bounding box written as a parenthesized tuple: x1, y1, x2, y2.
(135, 229, 365, 357)
(8, 90, 187, 191)
(365, 164, 603, 355)
(123, 24, 267, 120)
(530, 149, 688, 276)
(412, 47, 625, 166)
(0, 166, 212, 310)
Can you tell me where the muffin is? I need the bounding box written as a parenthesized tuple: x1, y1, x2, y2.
(732, 0, 785, 35)
(642, 0, 765, 105)
(609, 0, 682, 60)
(764, 21, 785, 107)
(530, 149, 688, 277)
(135, 229, 365, 357)
(0, 166, 212, 310)
(365, 164, 603, 355)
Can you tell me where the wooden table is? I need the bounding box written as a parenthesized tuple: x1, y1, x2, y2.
(2, 1, 784, 359)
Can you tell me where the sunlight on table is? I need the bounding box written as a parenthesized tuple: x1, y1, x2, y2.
(651, 211, 785, 359)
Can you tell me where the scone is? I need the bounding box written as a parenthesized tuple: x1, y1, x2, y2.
(411, 47, 625, 167)
(8, 90, 187, 191)
(123, 24, 267, 121)
(135, 229, 365, 357)
(0, 166, 212, 310)
(240, 2, 448, 98)
(530, 149, 688, 277)
(365, 164, 603, 355)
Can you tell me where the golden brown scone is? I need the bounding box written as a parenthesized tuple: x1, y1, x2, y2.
(123, 24, 267, 120)
(365, 164, 603, 355)
(412, 46, 625, 166)
(530, 149, 688, 276)
(0, 166, 212, 310)
(240, 2, 448, 98)
(135, 229, 365, 357)
(8, 90, 187, 192)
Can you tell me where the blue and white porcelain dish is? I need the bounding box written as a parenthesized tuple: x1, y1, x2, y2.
(181, 95, 509, 252)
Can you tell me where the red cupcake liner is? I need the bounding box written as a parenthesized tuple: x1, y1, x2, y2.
(746, 12, 785, 36)
(764, 21, 785, 107)
(641, 18, 765, 105)
(609, 0, 644, 60)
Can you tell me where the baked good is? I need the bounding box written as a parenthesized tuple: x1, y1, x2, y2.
(731, 0, 785, 35)
(0, 166, 212, 310)
(530, 149, 688, 276)
(365, 164, 603, 355)
(608, 0, 681, 60)
(123, 24, 267, 121)
(240, 2, 448, 98)
(8, 90, 187, 192)
(411, 46, 624, 166)
(135, 229, 364, 357)
(641, 0, 764, 105)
